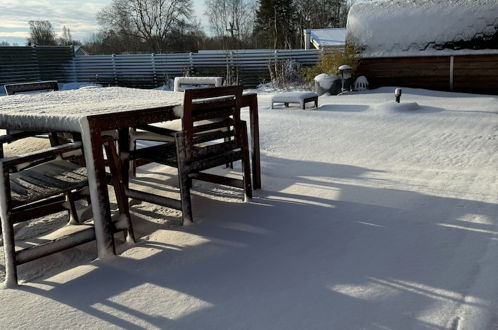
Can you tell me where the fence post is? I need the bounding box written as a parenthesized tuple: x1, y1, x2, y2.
(189, 52, 194, 75)
(230, 50, 236, 84)
(151, 53, 157, 85)
(71, 57, 78, 83)
(111, 54, 118, 85)
(449, 56, 454, 91)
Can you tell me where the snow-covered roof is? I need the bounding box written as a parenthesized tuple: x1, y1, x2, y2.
(307, 28, 347, 49)
(347, 0, 498, 58)
(73, 45, 88, 56)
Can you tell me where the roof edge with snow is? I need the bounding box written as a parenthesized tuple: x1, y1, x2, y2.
(346, 0, 498, 58)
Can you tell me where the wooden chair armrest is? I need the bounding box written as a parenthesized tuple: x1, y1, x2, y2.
(0, 131, 46, 144)
(1, 142, 83, 169)
(137, 124, 178, 137)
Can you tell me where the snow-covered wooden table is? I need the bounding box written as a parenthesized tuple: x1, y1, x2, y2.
(0, 87, 261, 258)
(0, 87, 185, 258)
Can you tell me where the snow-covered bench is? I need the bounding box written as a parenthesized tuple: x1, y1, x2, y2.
(173, 77, 223, 92)
(271, 92, 319, 110)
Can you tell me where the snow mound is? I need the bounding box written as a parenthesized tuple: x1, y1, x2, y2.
(376, 101, 420, 112)
(60, 82, 102, 90)
(347, 0, 498, 57)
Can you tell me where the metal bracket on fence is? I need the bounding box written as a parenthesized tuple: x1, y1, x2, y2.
(151, 53, 157, 85)
(111, 54, 118, 85)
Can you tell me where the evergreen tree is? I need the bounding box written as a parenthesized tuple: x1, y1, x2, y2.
(254, 0, 297, 49)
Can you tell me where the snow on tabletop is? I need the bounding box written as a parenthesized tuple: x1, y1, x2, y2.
(347, 0, 498, 57)
(3, 88, 498, 329)
(0, 87, 185, 132)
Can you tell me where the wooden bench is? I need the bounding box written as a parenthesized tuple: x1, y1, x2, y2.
(271, 92, 319, 110)
(4, 81, 59, 95)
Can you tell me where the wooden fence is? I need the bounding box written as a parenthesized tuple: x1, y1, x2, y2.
(2, 47, 497, 94)
(68, 49, 321, 88)
(357, 54, 498, 95)
(0, 46, 74, 84)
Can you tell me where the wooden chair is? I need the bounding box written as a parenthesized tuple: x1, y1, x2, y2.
(0, 137, 134, 287)
(128, 76, 224, 172)
(126, 86, 252, 224)
(2, 81, 67, 148)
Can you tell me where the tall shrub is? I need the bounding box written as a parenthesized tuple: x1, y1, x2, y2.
(302, 44, 359, 82)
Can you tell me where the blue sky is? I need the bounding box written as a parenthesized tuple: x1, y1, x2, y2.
(0, 0, 208, 45)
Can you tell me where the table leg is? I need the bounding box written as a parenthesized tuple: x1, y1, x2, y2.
(247, 94, 261, 190)
(81, 120, 115, 258)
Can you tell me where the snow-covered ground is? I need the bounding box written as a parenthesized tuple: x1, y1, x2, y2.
(2, 87, 498, 329)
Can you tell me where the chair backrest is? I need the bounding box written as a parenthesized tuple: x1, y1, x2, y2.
(4, 81, 59, 95)
(181, 86, 243, 161)
(174, 77, 223, 92)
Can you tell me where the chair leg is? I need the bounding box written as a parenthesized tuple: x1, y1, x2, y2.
(1, 214, 17, 287)
(176, 132, 193, 225)
(0, 175, 17, 286)
(103, 139, 135, 242)
(65, 192, 80, 225)
(240, 122, 253, 200)
(221, 121, 234, 169)
(48, 132, 60, 146)
(129, 129, 137, 178)
(179, 174, 193, 225)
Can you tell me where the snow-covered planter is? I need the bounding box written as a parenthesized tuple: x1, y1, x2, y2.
(314, 74, 338, 95)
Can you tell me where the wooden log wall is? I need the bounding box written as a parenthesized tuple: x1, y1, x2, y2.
(357, 54, 498, 95)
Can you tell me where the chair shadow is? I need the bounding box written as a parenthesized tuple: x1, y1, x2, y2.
(318, 104, 369, 112)
(9, 155, 498, 330)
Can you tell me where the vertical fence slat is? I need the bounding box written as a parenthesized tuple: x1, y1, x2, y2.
(449, 56, 454, 91)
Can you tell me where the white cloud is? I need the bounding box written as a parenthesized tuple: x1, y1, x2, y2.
(0, 0, 209, 43)
(0, 31, 29, 38)
(0, 0, 112, 42)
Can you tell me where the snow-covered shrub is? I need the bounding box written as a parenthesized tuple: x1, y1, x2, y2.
(268, 59, 304, 89)
(302, 44, 359, 84)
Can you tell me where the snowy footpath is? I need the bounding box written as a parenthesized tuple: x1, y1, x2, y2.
(1, 87, 498, 329)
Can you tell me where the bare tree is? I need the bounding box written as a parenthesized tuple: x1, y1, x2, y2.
(205, 0, 255, 48)
(97, 0, 193, 53)
(58, 26, 73, 46)
(28, 20, 57, 46)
